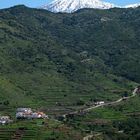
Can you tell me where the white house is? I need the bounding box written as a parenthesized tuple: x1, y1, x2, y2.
(0, 116, 13, 125)
(95, 101, 105, 105)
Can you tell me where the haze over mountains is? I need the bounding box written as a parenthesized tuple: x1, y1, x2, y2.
(41, 0, 140, 13)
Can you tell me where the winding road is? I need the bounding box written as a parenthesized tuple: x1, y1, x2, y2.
(82, 87, 138, 140)
(84, 87, 138, 112)
(60, 88, 138, 140)
(62, 87, 138, 117)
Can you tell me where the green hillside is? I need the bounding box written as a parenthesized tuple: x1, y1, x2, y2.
(0, 5, 139, 115)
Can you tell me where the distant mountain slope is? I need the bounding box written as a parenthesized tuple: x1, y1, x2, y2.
(42, 0, 116, 13)
(0, 5, 139, 113)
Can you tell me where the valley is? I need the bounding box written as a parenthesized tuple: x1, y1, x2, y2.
(0, 5, 140, 140)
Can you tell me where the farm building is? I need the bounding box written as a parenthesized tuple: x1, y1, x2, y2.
(32, 112, 48, 119)
(0, 116, 13, 125)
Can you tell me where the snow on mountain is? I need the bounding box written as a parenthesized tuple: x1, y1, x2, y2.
(41, 0, 117, 13)
(124, 3, 140, 8)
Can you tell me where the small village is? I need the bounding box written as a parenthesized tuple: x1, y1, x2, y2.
(0, 101, 105, 125)
(16, 108, 48, 119)
(0, 108, 48, 125)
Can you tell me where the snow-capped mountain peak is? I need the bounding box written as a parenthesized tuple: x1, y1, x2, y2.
(41, 0, 116, 13)
(124, 3, 140, 8)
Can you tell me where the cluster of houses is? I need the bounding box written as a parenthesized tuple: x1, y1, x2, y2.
(0, 115, 13, 125)
(0, 108, 48, 125)
(16, 108, 48, 119)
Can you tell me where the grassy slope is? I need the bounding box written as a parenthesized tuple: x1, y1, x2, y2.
(0, 6, 139, 116)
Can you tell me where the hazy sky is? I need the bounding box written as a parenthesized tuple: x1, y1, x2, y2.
(0, 0, 140, 9)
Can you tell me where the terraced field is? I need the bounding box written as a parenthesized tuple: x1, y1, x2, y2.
(0, 119, 82, 140)
(0, 122, 40, 140)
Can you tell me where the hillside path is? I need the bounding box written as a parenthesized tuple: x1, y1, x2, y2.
(84, 87, 138, 112)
